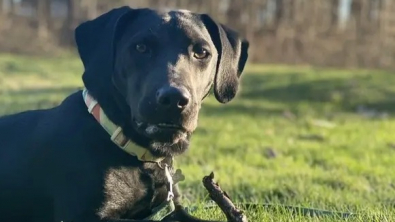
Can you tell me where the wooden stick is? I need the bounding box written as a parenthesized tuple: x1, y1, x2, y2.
(202, 172, 248, 222)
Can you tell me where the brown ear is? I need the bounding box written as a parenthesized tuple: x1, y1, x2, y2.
(201, 14, 249, 103)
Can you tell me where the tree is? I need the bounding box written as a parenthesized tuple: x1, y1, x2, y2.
(86, 0, 97, 19)
(8, 0, 15, 16)
(274, 0, 284, 26)
(0, 0, 3, 16)
(330, 0, 340, 28)
(59, 0, 76, 46)
(37, 0, 51, 39)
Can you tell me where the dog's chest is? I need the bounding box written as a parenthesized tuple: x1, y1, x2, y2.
(97, 165, 170, 220)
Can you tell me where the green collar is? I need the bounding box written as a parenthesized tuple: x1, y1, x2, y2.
(82, 89, 165, 163)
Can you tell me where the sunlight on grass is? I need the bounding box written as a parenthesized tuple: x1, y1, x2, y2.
(1, 54, 395, 221)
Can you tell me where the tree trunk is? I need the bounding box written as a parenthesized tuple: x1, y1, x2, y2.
(61, 0, 75, 46)
(274, 0, 283, 27)
(330, 0, 340, 28)
(37, 0, 51, 39)
(86, 0, 97, 19)
(227, 0, 243, 31)
(66, 0, 74, 26)
(0, 0, 4, 16)
(8, 0, 15, 16)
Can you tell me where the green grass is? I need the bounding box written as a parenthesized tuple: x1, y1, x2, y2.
(1, 53, 395, 221)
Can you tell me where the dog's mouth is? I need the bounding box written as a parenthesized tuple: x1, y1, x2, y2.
(134, 119, 186, 131)
(156, 123, 185, 130)
(133, 118, 188, 143)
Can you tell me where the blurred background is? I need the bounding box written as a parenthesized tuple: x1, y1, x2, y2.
(1, 0, 395, 69)
(1, 1, 395, 220)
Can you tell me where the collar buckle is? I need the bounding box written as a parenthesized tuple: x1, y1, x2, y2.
(110, 127, 128, 148)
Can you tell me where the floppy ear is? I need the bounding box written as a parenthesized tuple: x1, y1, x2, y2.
(201, 14, 249, 103)
(74, 6, 140, 100)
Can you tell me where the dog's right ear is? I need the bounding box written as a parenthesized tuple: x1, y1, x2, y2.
(74, 6, 141, 101)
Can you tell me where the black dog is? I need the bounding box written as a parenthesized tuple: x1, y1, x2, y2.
(0, 6, 249, 222)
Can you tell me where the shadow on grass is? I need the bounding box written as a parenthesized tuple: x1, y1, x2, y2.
(180, 179, 357, 219)
(180, 179, 298, 204)
(239, 71, 395, 115)
(3, 71, 395, 118)
(201, 103, 283, 118)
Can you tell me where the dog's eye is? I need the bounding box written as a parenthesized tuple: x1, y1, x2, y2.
(136, 44, 148, 53)
(193, 45, 209, 60)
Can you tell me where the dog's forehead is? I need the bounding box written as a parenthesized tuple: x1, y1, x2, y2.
(121, 9, 213, 47)
(161, 9, 194, 23)
(157, 9, 208, 37)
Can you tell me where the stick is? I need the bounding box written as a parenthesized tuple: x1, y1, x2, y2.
(202, 172, 248, 222)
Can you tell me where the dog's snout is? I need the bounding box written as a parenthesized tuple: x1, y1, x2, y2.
(156, 86, 191, 110)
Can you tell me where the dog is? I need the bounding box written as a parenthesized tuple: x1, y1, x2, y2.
(0, 6, 249, 222)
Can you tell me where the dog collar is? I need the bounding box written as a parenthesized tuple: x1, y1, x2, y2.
(82, 89, 165, 163)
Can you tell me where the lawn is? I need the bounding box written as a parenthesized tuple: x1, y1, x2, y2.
(1, 53, 395, 221)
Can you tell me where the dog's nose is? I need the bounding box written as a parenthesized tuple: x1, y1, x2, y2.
(156, 86, 191, 110)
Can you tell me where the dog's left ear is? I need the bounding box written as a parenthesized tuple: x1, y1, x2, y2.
(74, 6, 140, 99)
(201, 14, 250, 104)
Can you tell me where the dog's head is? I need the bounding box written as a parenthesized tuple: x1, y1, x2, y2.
(75, 6, 249, 157)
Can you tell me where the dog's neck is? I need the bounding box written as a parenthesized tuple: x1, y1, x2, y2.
(82, 88, 166, 163)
